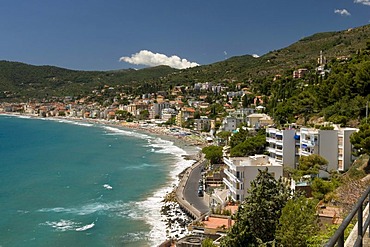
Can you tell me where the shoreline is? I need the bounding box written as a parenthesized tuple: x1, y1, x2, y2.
(0, 113, 207, 245)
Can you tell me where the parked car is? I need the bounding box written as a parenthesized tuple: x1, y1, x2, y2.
(197, 189, 203, 197)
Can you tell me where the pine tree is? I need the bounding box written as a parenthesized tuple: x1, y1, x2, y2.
(276, 196, 319, 246)
(221, 169, 291, 246)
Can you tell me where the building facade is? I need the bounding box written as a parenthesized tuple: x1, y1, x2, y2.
(223, 155, 283, 202)
(266, 127, 358, 173)
(266, 127, 298, 169)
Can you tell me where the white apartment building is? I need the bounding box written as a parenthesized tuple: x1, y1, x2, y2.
(337, 128, 357, 171)
(266, 127, 298, 169)
(300, 128, 338, 172)
(223, 155, 283, 202)
(266, 127, 358, 172)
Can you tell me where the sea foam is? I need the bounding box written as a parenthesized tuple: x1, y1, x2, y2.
(136, 136, 196, 246)
(102, 126, 151, 140)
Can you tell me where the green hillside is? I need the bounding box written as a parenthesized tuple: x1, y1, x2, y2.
(1, 24, 370, 101)
(165, 24, 370, 84)
(0, 61, 177, 101)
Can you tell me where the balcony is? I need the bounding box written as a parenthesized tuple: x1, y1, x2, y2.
(223, 178, 236, 194)
(224, 169, 241, 183)
(275, 139, 283, 145)
(275, 148, 283, 154)
(223, 157, 237, 170)
(266, 137, 276, 144)
(267, 147, 277, 154)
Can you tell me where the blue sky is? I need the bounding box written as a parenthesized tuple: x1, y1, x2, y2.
(1, 0, 370, 71)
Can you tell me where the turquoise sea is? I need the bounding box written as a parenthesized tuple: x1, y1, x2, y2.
(0, 115, 194, 247)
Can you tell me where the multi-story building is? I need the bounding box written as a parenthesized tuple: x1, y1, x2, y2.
(149, 102, 170, 119)
(220, 116, 244, 132)
(223, 155, 283, 202)
(161, 108, 177, 122)
(293, 68, 308, 79)
(266, 127, 298, 169)
(299, 128, 339, 172)
(266, 126, 358, 173)
(194, 116, 211, 132)
(337, 128, 358, 171)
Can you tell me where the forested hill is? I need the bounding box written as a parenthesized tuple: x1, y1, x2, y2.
(167, 24, 370, 83)
(1, 24, 370, 101)
(0, 61, 177, 100)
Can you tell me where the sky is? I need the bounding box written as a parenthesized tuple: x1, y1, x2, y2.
(1, 0, 370, 71)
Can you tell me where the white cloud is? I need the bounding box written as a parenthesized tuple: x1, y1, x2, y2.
(252, 54, 260, 58)
(334, 9, 351, 16)
(354, 0, 370, 6)
(119, 50, 199, 69)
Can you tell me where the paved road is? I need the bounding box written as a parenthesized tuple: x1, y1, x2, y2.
(183, 160, 209, 215)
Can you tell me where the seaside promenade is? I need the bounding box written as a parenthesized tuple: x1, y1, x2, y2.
(175, 156, 209, 219)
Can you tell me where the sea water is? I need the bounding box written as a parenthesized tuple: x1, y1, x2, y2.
(0, 115, 194, 247)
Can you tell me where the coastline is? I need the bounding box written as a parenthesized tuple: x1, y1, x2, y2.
(0, 113, 206, 245)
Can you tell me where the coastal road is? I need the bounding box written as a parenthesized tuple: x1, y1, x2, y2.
(183, 160, 209, 215)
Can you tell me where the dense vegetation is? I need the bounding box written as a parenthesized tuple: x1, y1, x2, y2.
(220, 169, 322, 246)
(0, 62, 176, 101)
(261, 41, 370, 127)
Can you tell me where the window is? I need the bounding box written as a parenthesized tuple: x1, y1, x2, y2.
(236, 194, 240, 201)
(338, 160, 343, 170)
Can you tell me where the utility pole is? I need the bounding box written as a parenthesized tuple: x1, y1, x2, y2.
(366, 101, 368, 124)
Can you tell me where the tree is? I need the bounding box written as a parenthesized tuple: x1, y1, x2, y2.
(221, 169, 291, 246)
(138, 109, 149, 120)
(298, 154, 328, 176)
(202, 238, 217, 247)
(310, 177, 336, 200)
(276, 196, 319, 246)
(115, 110, 132, 120)
(242, 94, 249, 108)
(350, 123, 370, 156)
(216, 131, 232, 145)
(229, 127, 250, 148)
(230, 129, 266, 157)
(202, 145, 223, 164)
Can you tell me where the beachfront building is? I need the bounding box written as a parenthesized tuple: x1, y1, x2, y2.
(194, 116, 211, 132)
(266, 127, 299, 169)
(149, 101, 170, 119)
(176, 107, 196, 127)
(126, 102, 149, 117)
(223, 155, 283, 202)
(161, 108, 177, 122)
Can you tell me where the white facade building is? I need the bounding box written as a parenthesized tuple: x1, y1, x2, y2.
(223, 155, 283, 202)
(266, 127, 298, 169)
(266, 126, 358, 172)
